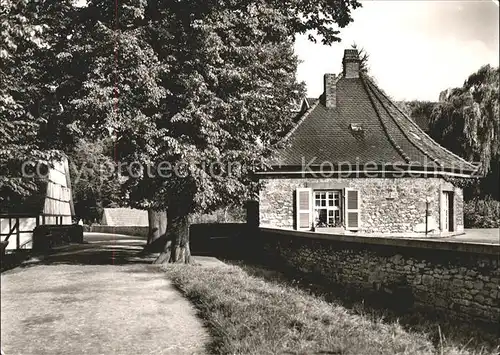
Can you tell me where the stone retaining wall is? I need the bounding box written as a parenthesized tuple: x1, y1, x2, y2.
(259, 228, 499, 324)
(32, 225, 84, 251)
(90, 225, 149, 238)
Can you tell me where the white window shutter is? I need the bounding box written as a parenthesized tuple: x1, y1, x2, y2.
(344, 188, 360, 231)
(295, 188, 312, 230)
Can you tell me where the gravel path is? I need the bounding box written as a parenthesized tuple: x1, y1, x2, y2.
(1, 236, 209, 355)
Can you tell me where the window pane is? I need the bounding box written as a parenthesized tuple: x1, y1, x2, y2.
(320, 193, 326, 199)
(0, 219, 11, 234)
(321, 200, 326, 206)
(317, 209, 327, 227)
(328, 199, 334, 206)
(315, 200, 320, 206)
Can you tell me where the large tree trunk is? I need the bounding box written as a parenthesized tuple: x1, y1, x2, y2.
(147, 209, 167, 245)
(153, 207, 191, 264)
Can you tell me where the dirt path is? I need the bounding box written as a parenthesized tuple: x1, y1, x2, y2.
(1, 235, 209, 355)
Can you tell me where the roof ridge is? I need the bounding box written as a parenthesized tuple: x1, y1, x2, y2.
(281, 96, 321, 143)
(364, 76, 478, 171)
(359, 78, 411, 163)
(303, 97, 310, 109)
(364, 77, 443, 167)
(270, 98, 322, 164)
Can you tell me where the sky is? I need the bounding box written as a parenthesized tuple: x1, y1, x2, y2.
(294, 0, 500, 101)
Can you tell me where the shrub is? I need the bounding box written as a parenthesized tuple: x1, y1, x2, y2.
(190, 205, 246, 224)
(464, 198, 500, 228)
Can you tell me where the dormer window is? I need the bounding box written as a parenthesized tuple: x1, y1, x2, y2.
(350, 123, 363, 133)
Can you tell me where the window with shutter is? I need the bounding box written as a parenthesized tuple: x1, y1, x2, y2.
(344, 188, 360, 230)
(295, 188, 312, 230)
(313, 190, 342, 228)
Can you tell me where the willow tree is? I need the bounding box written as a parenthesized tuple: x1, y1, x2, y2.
(430, 65, 499, 199)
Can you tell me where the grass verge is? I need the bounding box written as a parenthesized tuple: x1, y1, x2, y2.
(233, 261, 500, 353)
(163, 262, 497, 355)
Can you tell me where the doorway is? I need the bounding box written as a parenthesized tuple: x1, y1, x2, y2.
(442, 191, 454, 232)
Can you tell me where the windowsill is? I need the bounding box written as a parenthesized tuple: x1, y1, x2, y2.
(314, 227, 345, 234)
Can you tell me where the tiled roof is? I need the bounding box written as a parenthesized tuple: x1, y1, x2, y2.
(273, 75, 478, 175)
(305, 97, 319, 107)
(101, 208, 148, 226)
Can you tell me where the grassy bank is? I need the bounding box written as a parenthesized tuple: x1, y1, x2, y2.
(163, 262, 496, 355)
(235, 262, 500, 353)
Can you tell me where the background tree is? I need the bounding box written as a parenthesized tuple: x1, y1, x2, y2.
(68, 138, 122, 224)
(351, 43, 369, 74)
(401, 66, 499, 201)
(429, 65, 499, 200)
(398, 100, 437, 133)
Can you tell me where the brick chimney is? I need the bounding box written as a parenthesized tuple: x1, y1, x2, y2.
(323, 73, 337, 108)
(343, 49, 360, 79)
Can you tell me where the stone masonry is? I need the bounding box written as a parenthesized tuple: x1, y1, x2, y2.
(259, 228, 500, 324)
(259, 177, 464, 235)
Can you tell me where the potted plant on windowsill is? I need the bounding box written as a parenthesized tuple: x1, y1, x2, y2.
(311, 220, 344, 234)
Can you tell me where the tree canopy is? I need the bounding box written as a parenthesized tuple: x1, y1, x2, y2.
(431, 65, 499, 199)
(432, 65, 499, 174)
(1, 0, 85, 201)
(2, 0, 362, 261)
(402, 65, 499, 199)
(1, 0, 53, 199)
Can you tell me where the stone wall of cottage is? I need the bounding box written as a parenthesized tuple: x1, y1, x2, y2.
(259, 177, 464, 234)
(259, 229, 500, 324)
(455, 187, 464, 232)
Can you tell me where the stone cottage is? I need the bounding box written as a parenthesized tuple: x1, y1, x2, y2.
(256, 49, 478, 236)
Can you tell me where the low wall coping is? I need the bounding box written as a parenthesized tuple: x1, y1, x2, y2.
(260, 227, 500, 256)
(94, 225, 149, 227)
